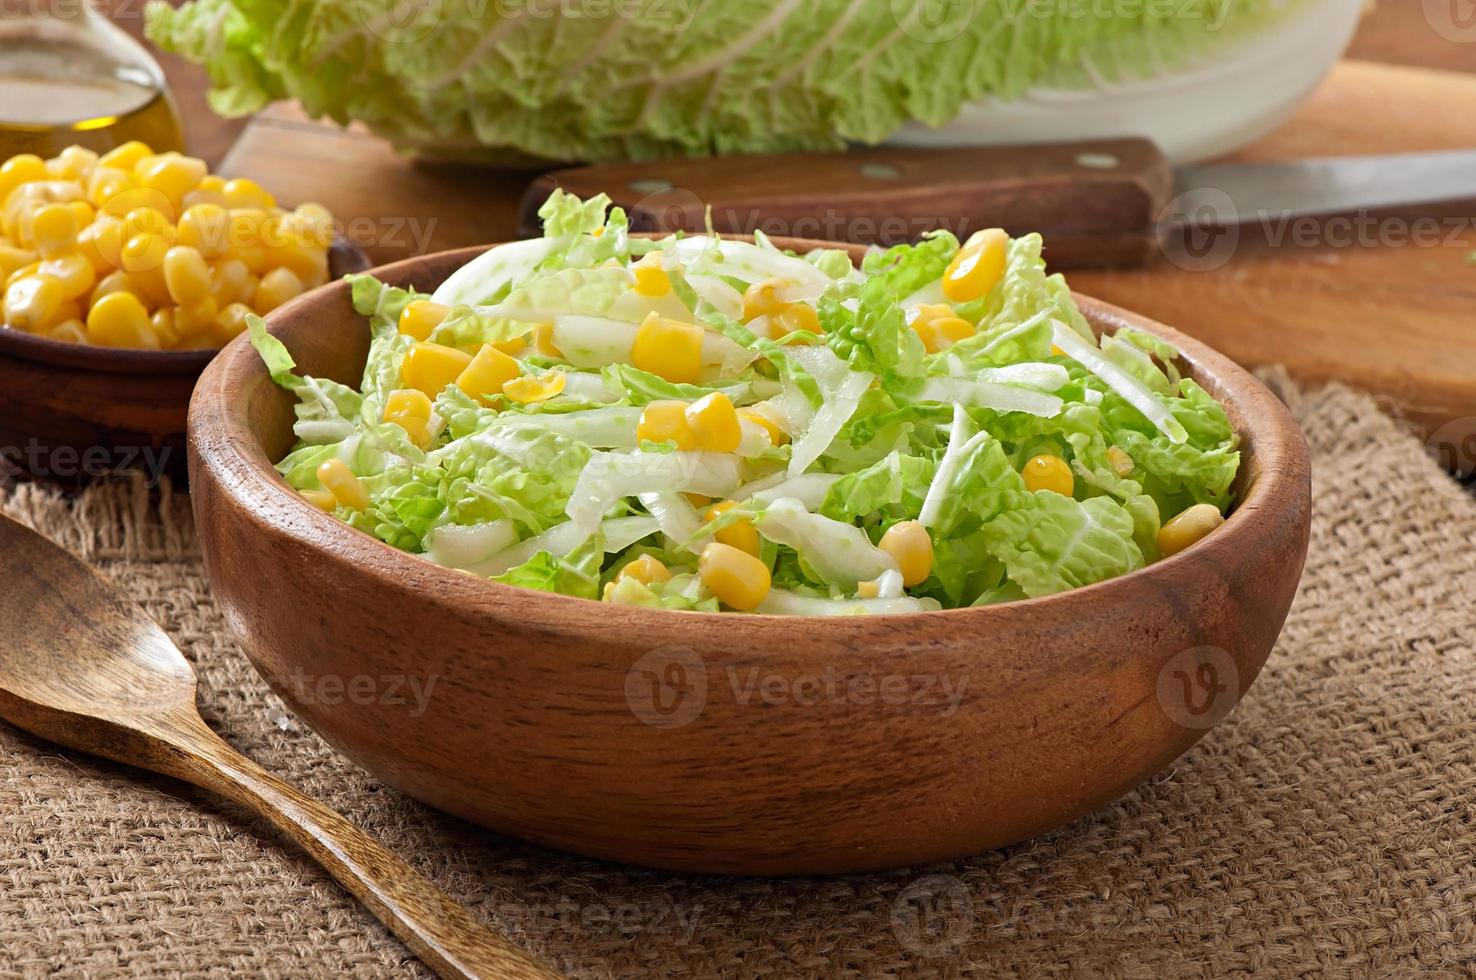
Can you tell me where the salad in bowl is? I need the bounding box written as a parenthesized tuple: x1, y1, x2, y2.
(249, 192, 1240, 615)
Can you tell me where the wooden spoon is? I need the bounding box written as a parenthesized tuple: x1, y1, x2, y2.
(0, 514, 561, 980)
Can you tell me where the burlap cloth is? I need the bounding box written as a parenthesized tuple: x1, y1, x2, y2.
(2, 376, 1474, 979)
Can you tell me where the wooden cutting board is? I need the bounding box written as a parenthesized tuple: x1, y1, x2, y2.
(221, 60, 1476, 442)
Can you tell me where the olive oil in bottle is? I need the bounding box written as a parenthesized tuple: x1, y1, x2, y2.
(0, 3, 183, 159)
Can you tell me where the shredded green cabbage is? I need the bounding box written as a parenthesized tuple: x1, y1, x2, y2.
(147, 0, 1307, 162)
(253, 191, 1241, 614)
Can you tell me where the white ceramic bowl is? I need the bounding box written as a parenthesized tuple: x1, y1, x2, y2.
(887, 0, 1365, 164)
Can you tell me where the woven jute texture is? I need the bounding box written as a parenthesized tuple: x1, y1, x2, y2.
(2, 378, 1474, 979)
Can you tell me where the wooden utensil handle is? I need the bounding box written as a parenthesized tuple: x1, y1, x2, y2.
(175, 731, 561, 980)
(522, 139, 1174, 268)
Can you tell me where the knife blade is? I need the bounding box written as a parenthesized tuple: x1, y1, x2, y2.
(522, 143, 1476, 269)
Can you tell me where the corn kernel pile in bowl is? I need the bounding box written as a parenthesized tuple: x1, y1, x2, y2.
(0, 142, 334, 351)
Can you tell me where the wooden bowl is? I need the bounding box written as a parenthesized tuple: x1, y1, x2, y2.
(188, 239, 1311, 875)
(0, 240, 368, 484)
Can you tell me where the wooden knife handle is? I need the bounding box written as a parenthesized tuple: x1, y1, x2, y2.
(521, 139, 1173, 268)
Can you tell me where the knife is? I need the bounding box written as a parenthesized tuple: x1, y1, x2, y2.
(520, 140, 1476, 269)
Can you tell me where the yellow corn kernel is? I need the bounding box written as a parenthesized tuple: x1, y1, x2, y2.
(129, 260, 170, 307)
(705, 501, 761, 557)
(84, 167, 132, 207)
(209, 258, 253, 306)
(163, 245, 212, 307)
(503, 370, 566, 404)
(738, 409, 789, 447)
(77, 217, 123, 271)
(1107, 445, 1135, 477)
(214, 301, 254, 341)
(286, 204, 334, 248)
(6, 260, 39, 289)
(3, 274, 63, 331)
(383, 388, 434, 448)
(268, 238, 328, 285)
(0, 244, 36, 280)
(532, 321, 561, 357)
(67, 200, 95, 227)
(698, 542, 771, 611)
(636, 400, 697, 450)
(173, 296, 219, 338)
(85, 290, 157, 349)
(913, 314, 976, 354)
(631, 312, 703, 384)
(0, 154, 46, 201)
(97, 141, 152, 173)
(1157, 503, 1225, 558)
(226, 208, 271, 272)
(316, 458, 369, 512)
(684, 391, 741, 453)
(1022, 454, 1075, 497)
(300, 488, 338, 512)
(252, 266, 304, 314)
(139, 154, 207, 205)
(197, 174, 225, 195)
(770, 302, 822, 342)
(48, 318, 87, 344)
(398, 299, 449, 342)
(52, 146, 98, 180)
(30, 203, 77, 257)
(177, 203, 230, 259)
(40, 253, 96, 300)
(455, 343, 521, 402)
(942, 228, 1009, 303)
(150, 307, 180, 348)
(741, 278, 789, 322)
(617, 554, 672, 585)
(89, 269, 136, 307)
(857, 577, 884, 599)
(683, 492, 711, 507)
(121, 205, 175, 243)
(632, 257, 671, 297)
(222, 178, 276, 211)
(878, 520, 934, 587)
(402, 341, 473, 398)
(120, 232, 169, 273)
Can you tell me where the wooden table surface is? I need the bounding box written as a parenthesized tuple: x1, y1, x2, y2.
(119, 5, 1476, 448)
